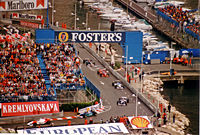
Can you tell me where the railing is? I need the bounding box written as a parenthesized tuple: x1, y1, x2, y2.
(157, 10, 200, 41)
(0, 95, 57, 103)
(54, 83, 86, 91)
(116, 0, 157, 24)
(85, 77, 101, 98)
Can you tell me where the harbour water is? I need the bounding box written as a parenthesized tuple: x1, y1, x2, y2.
(161, 81, 199, 135)
(74, 1, 199, 134)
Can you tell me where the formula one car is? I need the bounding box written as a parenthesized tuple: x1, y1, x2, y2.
(117, 98, 127, 106)
(119, 97, 129, 103)
(27, 118, 53, 127)
(97, 68, 109, 77)
(112, 80, 124, 89)
(78, 110, 97, 118)
(83, 58, 95, 67)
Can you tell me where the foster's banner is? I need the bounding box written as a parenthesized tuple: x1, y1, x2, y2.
(55, 31, 125, 43)
(1, 101, 59, 117)
(0, 0, 47, 11)
(17, 123, 129, 134)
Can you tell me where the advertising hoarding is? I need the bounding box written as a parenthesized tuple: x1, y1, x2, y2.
(12, 12, 43, 21)
(20, 21, 39, 29)
(0, 0, 47, 11)
(55, 31, 125, 43)
(1, 101, 59, 117)
(17, 123, 129, 134)
(128, 116, 153, 129)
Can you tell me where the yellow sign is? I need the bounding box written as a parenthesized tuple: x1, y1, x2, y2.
(58, 32, 68, 42)
(131, 117, 150, 128)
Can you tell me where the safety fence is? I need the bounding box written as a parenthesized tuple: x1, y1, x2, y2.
(85, 77, 101, 99)
(0, 95, 57, 103)
(54, 83, 86, 91)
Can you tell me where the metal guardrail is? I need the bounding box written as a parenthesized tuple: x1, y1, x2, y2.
(116, 0, 157, 24)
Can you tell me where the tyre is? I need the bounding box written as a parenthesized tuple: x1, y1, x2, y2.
(127, 99, 129, 103)
(33, 123, 37, 128)
(117, 101, 119, 105)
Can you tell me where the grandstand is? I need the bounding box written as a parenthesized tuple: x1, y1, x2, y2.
(0, 25, 95, 105)
(157, 5, 200, 41)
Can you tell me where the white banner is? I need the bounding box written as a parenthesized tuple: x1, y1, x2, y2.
(0, 0, 47, 11)
(128, 116, 153, 129)
(78, 104, 99, 114)
(17, 123, 129, 134)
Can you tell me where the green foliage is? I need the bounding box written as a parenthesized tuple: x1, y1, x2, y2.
(60, 102, 93, 112)
(114, 61, 121, 69)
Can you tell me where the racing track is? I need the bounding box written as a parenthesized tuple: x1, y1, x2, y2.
(1, 43, 154, 129)
(75, 43, 154, 122)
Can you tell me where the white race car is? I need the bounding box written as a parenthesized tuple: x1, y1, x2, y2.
(112, 80, 124, 89)
(27, 118, 53, 127)
(117, 98, 127, 106)
(119, 97, 129, 103)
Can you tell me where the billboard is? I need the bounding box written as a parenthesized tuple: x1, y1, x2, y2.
(17, 123, 129, 134)
(55, 31, 125, 43)
(12, 12, 43, 21)
(128, 116, 153, 129)
(0, 0, 47, 11)
(35, 29, 55, 43)
(20, 21, 40, 29)
(1, 101, 59, 117)
(123, 31, 143, 64)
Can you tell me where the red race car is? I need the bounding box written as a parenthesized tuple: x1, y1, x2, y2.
(97, 68, 109, 77)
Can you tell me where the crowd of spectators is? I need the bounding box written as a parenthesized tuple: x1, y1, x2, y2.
(158, 5, 200, 38)
(0, 25, 55, 103)
(37, 42, 85, 91)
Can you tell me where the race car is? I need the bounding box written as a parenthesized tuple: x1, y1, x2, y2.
(112, 80, 124, 89)
(83, 58, 95, 67)
(97, 68, 109, 77)
(27, 118, 53, 127)
(117, 98, 127, 106)
(119, 97, 129, 103)
(78, 110, 97, 118)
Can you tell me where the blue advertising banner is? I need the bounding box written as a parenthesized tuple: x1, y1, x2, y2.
(55, 31, 125, 43)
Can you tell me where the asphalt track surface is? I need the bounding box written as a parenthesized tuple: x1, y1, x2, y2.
(1, 44, 154, 130)
(75, 44, 154, 121)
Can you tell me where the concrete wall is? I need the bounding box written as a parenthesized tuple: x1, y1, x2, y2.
(81, 43, 157, 114)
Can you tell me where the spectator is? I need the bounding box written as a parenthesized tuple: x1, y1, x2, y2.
(168, 103, 171, 113)
(89, 117, 93, 124)
(173, 114, 176, 123)
(84, 119, 88, 125)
